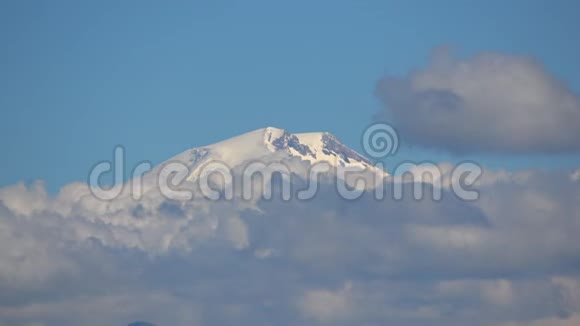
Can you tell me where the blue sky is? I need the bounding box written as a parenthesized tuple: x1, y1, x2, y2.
(1, 0, 580, 191)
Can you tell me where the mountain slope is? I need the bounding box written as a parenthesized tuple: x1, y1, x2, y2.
(160, 126, 384, 179)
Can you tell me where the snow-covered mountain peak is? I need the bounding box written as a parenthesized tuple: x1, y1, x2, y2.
(162, 127, 384, 179)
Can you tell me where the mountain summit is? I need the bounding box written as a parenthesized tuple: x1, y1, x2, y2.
(162, 127, 382, 176)
(133, 127, 387, 202)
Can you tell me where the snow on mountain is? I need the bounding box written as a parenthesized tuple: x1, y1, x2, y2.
(131, 126, 387, 205)
(160, 126, 384, 179)
(294, 131, 374, 169)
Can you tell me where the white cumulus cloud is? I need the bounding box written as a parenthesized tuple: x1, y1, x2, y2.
(375, 48, 580, 153)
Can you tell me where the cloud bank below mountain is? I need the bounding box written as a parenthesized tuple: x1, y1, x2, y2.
(0, 166, 579, 325)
